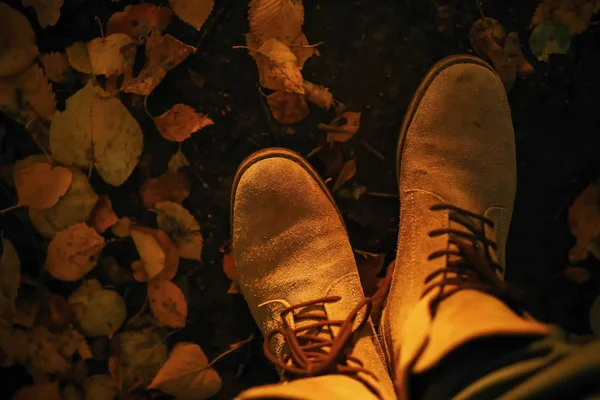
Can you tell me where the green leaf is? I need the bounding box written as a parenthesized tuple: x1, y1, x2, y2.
(529, 20, 571, 62)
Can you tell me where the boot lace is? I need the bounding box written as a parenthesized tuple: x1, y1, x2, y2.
(264, 296, 377, 381)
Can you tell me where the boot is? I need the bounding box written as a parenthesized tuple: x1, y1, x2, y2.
(231, 148, 395, 400)
(379, 55, 551, 399)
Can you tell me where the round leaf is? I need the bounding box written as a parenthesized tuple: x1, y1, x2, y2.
(170, 0, 214, 30)
(0, 4, 38, 77)
(115, 330, 168, 390)
(148, 280, 187, 328)
(88, 34, 134, 76)
(14, 162, 72, 209)
(69, 279, 126, 337)
(155, 201, 203, 261)
(529, 20, 571, 62)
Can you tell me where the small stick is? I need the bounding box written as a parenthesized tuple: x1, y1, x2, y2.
(366, 192, 398, 199)
(360, 140, 386, 161)
(306, 145, 323, 159)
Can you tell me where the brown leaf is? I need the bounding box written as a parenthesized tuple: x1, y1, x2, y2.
(90, 194, 119, 233)
(131, 227, 179, 281)
(40, 292, 74, 333)
(290, 32, 319, 68)
(101, 256, 134, 286)
(504, 32, 535, 77)
(266, 91, 309, 124)
(222, 253, 240, 294)
(249, 0, 304, 45)
(322, 112, 361, 143)
(568, 178, 600, 263)
(148, 280, 188, 328)
(563, 266, 592, 284)
(39, 52, 71, 83)
(14, 381, 61, 400)
(168, 150, 190, 173)
(14, 162, 71, 209)
(107, 4, 172, 40)
(303, 80, 333, 109)
(140, 171, 190, 209)
(370, 260, 394, 326)
(332, 159, 356, 192)
(122, 33, 195, 95)
(111, 217, 133, 238)
(170, 0, 214, 31)
(252, 38, 304, 94)
(355, 250, 386, 297)
(591, 294, 600, 335)
(155, 104, 214, 142)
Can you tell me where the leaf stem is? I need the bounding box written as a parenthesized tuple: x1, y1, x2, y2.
(0, 204, 23, 214)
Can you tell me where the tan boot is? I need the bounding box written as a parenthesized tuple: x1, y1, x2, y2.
(380, 56, 551, 399)
(231, 149, 395, 400)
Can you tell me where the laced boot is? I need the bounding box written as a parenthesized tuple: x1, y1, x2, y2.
(232, 149, 396, 400)
(379, 55, 551, 399)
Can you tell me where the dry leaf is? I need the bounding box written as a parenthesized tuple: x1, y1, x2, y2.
(90, 194, 119, 233)
(168, 150, 190, 173)
(332, 159, 356, 192)
(290, 32, 318, 68)
(39, 52, 71, 83)
(13, 299, 39, 328)
(266, 91, 309, 124)
(154, 104, 214, 142)
(148, 280, 188, 328)
(319, 112, 361, 143)
(65, 42, 93, 74)
(14, 162, 72, 209)
(303, 80, 333, 109)
(123, 33, 195, 95)
(40, 292, 74, 332)
(568, 178, 600, 263)
(101, 256, 134, 286)
(531, 0, 600, 35)
(44, 223, 105, 281)
(317, 142, 344, 178)
(504, 32, 535, 77)
(0, 238, 20, 316)
(28, 167, 99, 239)
(563, 266, 591, 284)
(84, 375, 117, 400)
(155, 201, 203, 262)
(133, 227, 179, 281)
(88, 34, 135, 76)
(254, 38, 304, 94)
(149, 342, 222, 399)
(22, 0, 63, 28)
(14, 381, 61, 400)
(529, 20, 571, 62)
(140, 170, 190, 208)
(112, 217, 133, 238)
(131, 229, 166, 280)
(107, 4, 172, 40)
(49, 81, 144, 186)
(69, 279, 126, 337)
(115, 329, 168, 390)
(355, 250, 386, 297)
(0, 4, 38, 77)
(249, 0, 304, 45)
(170, 0, 214, 30)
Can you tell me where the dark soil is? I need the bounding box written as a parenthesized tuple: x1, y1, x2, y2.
(1, 0, 600, 398)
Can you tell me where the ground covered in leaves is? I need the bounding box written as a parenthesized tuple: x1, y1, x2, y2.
(1, 0, 600, 398)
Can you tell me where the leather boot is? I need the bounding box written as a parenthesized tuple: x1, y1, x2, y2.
(232, 148, 395, 400)
(379, 56, 551, 399)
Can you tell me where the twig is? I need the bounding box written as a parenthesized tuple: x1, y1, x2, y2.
(476, 0, 485, 17)
(289, 41, 324, 49)
(143, 95, 153, 119)
(0, 204, 22, 214)
(366, 192, 398, 198)
(306, 145, 323, 159)
(360, 140, 386, 161)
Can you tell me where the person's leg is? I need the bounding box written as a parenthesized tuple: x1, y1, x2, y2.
(231, 149, 395, 400)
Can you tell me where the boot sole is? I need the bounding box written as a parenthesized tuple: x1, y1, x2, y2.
(231, 147, 346, 229)
(396, 55, 496, 181)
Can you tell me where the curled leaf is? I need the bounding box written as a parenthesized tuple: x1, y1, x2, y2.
(155, 201, 203, 261)
(148, 280, 187, 328)
(170, 0, 214, 30)
(107, 4, 172, 40)
(140, 170, 190, 209)
(69, 279, 126, 337)
(0, 4, 38, 77)
(14, 162, 72, 209)
(303, 80, 333, 109)
(266, 91, 309, 124)
(154, 104, 214, 142)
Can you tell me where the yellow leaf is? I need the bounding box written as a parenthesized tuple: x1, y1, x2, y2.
(148, 280, 187, 328)
(49, 81, 144, 186)
(115, 329, 168, 390)
(149, 342, 222, 399)
(303, 80, 333, 109)
(333, 159, 357, 192)
(168, 150, 190, 173)
(68, 279, 126, 337)
(65, 42, 93, 74)
(84, 375, 117, 400)
(170, 0, 214, 31)
(14, 381, 61, 400)
(254, 38, 304, 93)
(44, 223, 105, 281)
(39, 52, 71, 83)
(249, 0, 304, 45)
(568, 178, 600, 263)
(107, 4, 172, 40)
(122, 33, 195, 95)
(531, 0, 600, 35)
(89, 194, 119, 233)
(290, 32, 318, 68)
(88, 34, 135, 76)
(131, 229, 166, 280)
(111, 217, 133, 238)
(14, 162, 72, 209)
(0, 238, 20, 316)
(154, 104, 214, 142)
(22, 0, 63, 28)
(132, 227, 180, 281)
(155, 201, 203, 261)
(590, 294, 600, 335)
(0, 4, 38, 77)
(28, 167, 99, 238)
(266, 91, 309, 124)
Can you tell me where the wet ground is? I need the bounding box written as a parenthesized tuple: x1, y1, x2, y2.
(1, 0, 600, 398)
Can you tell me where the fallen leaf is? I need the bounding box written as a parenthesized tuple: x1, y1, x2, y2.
(135, 227, 180, 281)
(90, 194, 119, 233)
(253, 38, 304, 94)
(0, 238, 20, 315)
(168, 150, 190, 173)
(303, 80, 333, 109)
(249, 0, 304, 45)
(101, 256, 134, 286)
(155, 201, 203, 261)
(123, 33, 195, 95)
(84, 375, 117, 400)
(317, 142, 344, 178)
(140, 170, 190, 208)
(28, 167, 99, 238)
(22, 0, 63, 28)
(49, 81, 144, 186)
(355, 250, 386, 297)
(14, 381, 61, 400)
(332, 159, 356, 192)
(371, 260, 394, 326)
(131, 229, 166, 280)
(504, 32, 535, 76)
(266, 91, 309, 124)
(568, 178, 600, 263)
(112, 217, 133, 238)
(39, 52, 71, 83)
(0, 4, 38, 77)
(170, 0, 214, 30)
(40, 292, 74, 332)
(107, 4, 172, 40)
(148, 280, 187, 328)
(563, 266, 591, 284)
(531, 0, 600, 35)
(115, 329, 168, 390)
(44, 223, 105, 281)
(88, 34, 135, 76)
(290, 32, 318, 68)
(69, 279, 126, 337)
(149, 342, 222, 399)
(154, 104, 214, 142)
(65, 42, 93, 74)
(319, 112, 361, 143)
(64, 385, 82, 400)
(529, 20, 571, 62)
(14, 162, 72, 209)
(13, 299, 39, 328)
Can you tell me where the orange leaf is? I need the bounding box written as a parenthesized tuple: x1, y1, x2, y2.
(303, 80, 333, 109)
(111, 217, 133, 238)
(290, 32, 319, 69)
(107, 4, 172, 40)
(266, 91, 309, 124)
(222, 253, 235, 281)
(148, 280, 187, 328)
(139, 171, 190, 209)
(14, 162, 72, 209)
(90, 194, 119, 233)
(154, 104, 213, 142)
(332, 159, 356, 192)
(132, 226, 179, 281)
(321, 112, 361, 143)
